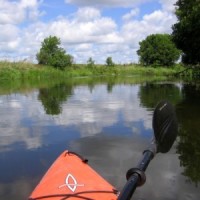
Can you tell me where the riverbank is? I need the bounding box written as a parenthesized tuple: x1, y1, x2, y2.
(0, 61, 184, 81)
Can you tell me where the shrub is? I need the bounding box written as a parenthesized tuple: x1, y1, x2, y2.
(36, 36, 72, 69)
(137, 34, 181, 66)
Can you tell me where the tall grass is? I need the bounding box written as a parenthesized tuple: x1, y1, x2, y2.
(0, 61, 185, 81)
(0, 61, 66, 80)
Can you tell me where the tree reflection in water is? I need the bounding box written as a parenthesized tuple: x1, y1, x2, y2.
(38, 83, 73, 115)
(176, 83, 200, 186)
(138, 83, 182, 108)
(138, 82, 200, 186)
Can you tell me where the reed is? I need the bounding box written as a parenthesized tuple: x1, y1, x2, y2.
(0, 61, 184, 81)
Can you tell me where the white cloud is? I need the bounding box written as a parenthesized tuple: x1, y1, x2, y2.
(121, 9, 177, 57)
(12, 7, 122, 62)
(0, 24, 21, 53)
(0, 0, 25, 24)
(74, 43, 93, 52)
(0, 24, 19, 41)
(0, 0, 44, 57)
(36, 8, 119, 45)
(65, 0, 153, 8)
(143, 10, 175, 28)
(122, 8, 140, 21)
(0, 0, 42, 25)
(75, 7, 101, 22)
(159, 0, 177, 12)
(20, 0, 39, 8)
(0, 0, 178, 63)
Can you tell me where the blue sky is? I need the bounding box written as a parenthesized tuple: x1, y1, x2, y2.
(0, 0, 177, 64)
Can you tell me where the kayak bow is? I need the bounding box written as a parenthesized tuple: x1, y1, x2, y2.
(29, 151, 118, 200)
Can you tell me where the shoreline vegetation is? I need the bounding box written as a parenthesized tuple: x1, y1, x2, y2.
(0, 61, 185, 81)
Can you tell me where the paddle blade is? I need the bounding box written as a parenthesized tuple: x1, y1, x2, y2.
(153, 100, 178, 153)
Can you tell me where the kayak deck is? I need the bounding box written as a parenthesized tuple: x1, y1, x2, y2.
(29, 151, 118, 200)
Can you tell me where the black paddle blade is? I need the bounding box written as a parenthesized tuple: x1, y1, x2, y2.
(153, 100, 178, 153)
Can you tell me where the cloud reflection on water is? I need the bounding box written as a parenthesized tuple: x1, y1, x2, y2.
(54, 85, 152, 137)
(0, 84, 152, 152)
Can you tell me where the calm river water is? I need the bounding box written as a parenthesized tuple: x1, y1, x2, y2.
(0, 76, 200, 200)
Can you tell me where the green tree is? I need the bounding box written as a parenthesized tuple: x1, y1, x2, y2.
(172, 0, 200, 65)
(137, 34, 181, 66)
(36, 35, 73, 69)
(106, 57, 115, 66)
(87, 57, 95, 68)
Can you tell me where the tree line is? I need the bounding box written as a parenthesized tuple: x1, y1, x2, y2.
(36, 0, 200, 69)
(36, 35, 116, 69)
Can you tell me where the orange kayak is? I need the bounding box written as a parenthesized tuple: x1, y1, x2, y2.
(29, 150, 118, 200)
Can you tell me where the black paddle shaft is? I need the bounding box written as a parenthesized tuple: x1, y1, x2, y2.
(117, 147, 155, 200)
(118, 100, 178, 200)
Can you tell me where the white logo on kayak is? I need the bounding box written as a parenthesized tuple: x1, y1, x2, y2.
(59, 173, 84, 192)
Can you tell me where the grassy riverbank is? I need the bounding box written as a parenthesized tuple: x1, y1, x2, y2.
(0, 61, 184, 81)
